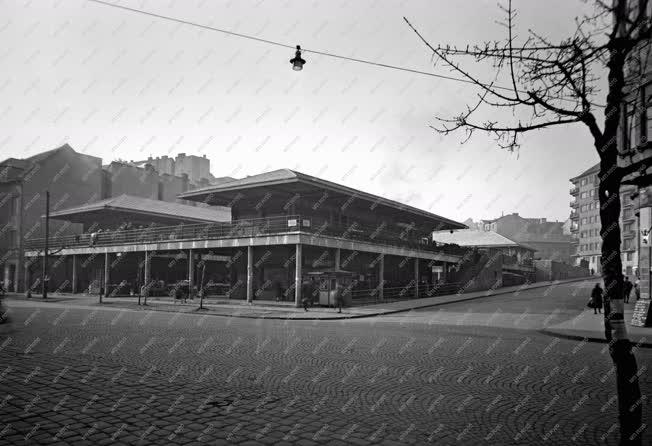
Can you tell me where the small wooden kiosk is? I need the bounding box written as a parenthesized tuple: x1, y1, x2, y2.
(306, 268, 356, 307)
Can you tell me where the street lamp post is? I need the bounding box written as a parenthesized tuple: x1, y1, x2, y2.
(41, 190, 50, 299)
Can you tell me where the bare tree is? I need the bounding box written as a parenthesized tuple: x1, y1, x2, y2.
(405, 0, 649, 443)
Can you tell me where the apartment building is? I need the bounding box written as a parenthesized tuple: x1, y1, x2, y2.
(570, 163, 639, 275)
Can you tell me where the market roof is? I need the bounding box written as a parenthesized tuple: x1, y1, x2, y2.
(179, 168, 466, 230)
(50, 194, 230, 224)
(432, 229, 535, 251)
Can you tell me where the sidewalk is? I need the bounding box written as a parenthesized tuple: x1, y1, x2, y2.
(541, 304, 652, 348)
(4, 277, 592, 320)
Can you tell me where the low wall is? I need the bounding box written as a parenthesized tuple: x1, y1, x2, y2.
(534, 260, 589, 282)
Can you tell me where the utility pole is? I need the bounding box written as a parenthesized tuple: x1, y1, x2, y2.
(41, 190, 49, 299)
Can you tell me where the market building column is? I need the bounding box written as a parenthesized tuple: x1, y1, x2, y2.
(246, 245, 253, 303)
(71, 254, 77, 294)
(414, 257, 419, 299)
(103, 252, 110, 300)
(188, 249, 195, 298)
(379, 253, 385, 300)
(143, 251, 150, 298)
(295, 244, 302, 308)
(335, 247, 341, 270)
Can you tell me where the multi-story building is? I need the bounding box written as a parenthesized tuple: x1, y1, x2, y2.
(616, 0, 651, 299)
(569, 163, 640, 276)
(0, 144, 104, 293)
(131, 153, 229, 186)
(477, 213, 573, 263)
(1, 144, 222, 292)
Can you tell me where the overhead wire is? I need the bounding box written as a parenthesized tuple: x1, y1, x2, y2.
(86, 0, 604, 108)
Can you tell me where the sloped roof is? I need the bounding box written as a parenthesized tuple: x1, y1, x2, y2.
(1, 144, 75, 179)
(180, 168, 466, 230)
(570, 162, 599, 182)
(50, 194, 230, 223)
(432, 229, 535, 251)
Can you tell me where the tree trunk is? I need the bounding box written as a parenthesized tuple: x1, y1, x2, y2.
(598, 156, 643, 445)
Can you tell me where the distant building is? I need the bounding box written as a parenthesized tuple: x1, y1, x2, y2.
(432, 229, 536, 286)
(0, 144, 232, 292)
(569, 162, 639, 275)
(475, 213, 573, 263)
(0, 144, 103, 293)
(130, 153, 233, 186)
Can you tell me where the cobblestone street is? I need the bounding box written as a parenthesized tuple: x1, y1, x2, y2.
(1, 282, 650, 445)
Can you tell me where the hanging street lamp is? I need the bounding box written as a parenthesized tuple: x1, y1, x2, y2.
(290, 45, 306, 71)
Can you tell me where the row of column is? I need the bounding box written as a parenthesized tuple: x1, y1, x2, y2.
(67, 245, 423, 305)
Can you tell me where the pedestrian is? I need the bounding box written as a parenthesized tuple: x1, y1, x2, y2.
(334, 282, 344, 313)
(623, 276, 633, 303)
(591, 283, 603, 315)
(590, 268, 595, 276)
(635, 277, 641, 300)
(301, 279, 312, 312)
(273, 280, 282, 302)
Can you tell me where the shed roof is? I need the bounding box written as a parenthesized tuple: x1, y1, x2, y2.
(432, 229, 535, 251)
(50, 194, 230, 224)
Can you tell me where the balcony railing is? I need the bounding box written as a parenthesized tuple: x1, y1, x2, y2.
(23, 215, 467, 257)
(570, 200, 579, 208)
(570, 211, 579, 220)
(570, 186, 579, 195)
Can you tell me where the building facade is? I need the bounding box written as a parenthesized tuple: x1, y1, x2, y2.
(569, 163, 640, 276)
(1, 145, 218, 292)
(477, 213, 573, 263)
(132, 153, 216, 185)
(615, 0, 652, 298)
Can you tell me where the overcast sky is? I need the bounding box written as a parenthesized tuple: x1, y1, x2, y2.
(0, 0, 601, 223)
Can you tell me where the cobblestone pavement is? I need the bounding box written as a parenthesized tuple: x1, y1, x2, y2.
(0, 282, 650, 445)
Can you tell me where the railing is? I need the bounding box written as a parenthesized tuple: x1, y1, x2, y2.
(570, 200, 579, 208)
(348, 282, 462, 305)
(23, 214, 466, 256)
(570, 186, 579, 195)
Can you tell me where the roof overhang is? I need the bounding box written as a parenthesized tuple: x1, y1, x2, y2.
(179, 172, 466, 231)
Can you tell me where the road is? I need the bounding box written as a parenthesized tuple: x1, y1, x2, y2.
(0, 281, 650, 445)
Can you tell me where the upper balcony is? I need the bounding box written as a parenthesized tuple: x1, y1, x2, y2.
(23, 214, 467, 257)
(570, 185, 579, 196)
(570, 200, 579, 208)
(570, 211, 579, 220)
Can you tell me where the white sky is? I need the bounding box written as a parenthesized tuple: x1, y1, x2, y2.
(0, 0, 602, 223)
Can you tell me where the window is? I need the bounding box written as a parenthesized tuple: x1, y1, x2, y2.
(624, 223, 633, 232)
(581, 178, 587, 186)
(582, 218, 587, 224)
(627, 252, 633, 261)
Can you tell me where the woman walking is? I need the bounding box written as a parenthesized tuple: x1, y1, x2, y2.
(591, 283, 603, 315)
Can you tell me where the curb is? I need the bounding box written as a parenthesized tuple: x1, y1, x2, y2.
(93, 277, 594, 321)
(4, 277, 591, 322)
(538, 328, 652, 349)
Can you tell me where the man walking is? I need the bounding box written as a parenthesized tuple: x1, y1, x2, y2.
(624, 276, 633, 303)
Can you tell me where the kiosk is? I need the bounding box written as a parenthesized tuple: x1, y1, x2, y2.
(306, 268, 356, 307)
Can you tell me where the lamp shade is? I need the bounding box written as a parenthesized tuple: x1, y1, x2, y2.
(290, 45, 306, 71)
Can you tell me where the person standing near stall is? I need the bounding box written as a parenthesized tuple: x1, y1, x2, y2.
(334, 282, 344, 313)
